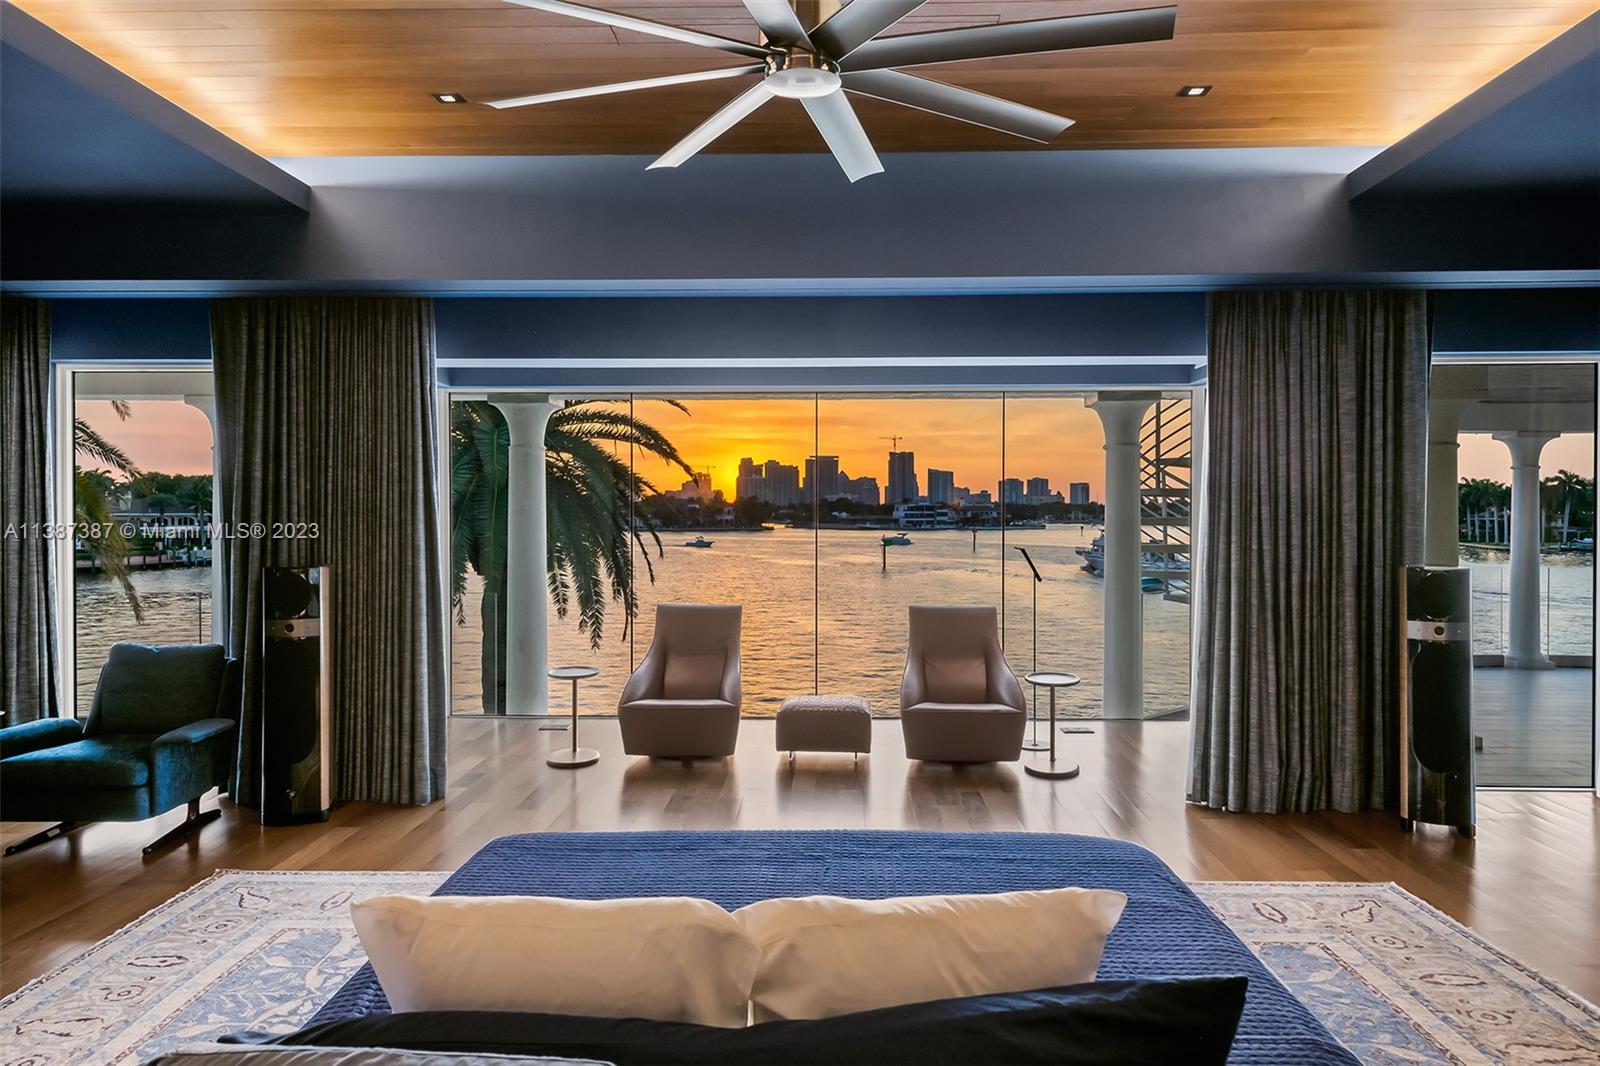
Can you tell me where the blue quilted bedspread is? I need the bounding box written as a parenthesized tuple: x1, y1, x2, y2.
(312, 830, 1357, 1065)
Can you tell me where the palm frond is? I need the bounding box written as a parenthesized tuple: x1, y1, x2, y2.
(74, 418, 141, 477)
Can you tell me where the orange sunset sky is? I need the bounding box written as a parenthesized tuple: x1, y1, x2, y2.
(79, 397, 1595, 501)
(627, 397, 1111, 501)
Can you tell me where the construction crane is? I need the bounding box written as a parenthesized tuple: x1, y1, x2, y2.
(881, 435, 905, 451)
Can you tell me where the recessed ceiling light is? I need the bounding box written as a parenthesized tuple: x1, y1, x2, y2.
(1177, 85, 1212, 98)
(432, 92, 467, 104)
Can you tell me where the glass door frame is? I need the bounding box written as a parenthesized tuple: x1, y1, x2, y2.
(1431, 353, 1600, 793)
(51, 361, 220, 716)
(438, 384, 1205, 721)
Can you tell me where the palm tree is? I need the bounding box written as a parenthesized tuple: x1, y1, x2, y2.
(450, 400, 694, 713)
(1542, 469, 1588, 545)
(74, 402, 144, 621)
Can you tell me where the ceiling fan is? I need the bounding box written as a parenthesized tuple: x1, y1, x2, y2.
(487, 0, 1178, 181)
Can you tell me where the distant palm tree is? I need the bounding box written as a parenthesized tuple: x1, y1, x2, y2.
(450, 400, 693, 713)
(1542, 469, 1589, 544)
(74, 402, 144, 621)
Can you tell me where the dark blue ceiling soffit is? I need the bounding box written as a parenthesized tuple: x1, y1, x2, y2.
(0, 3, 307, 209)
(5, 147, 1596, 295)
(1349, 14, 1600, 198)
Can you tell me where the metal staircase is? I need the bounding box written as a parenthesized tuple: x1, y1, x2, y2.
(1139, 398, 1192, 603)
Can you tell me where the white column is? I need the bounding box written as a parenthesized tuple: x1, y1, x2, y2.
(491, 397, 559, 714)
(1090, 394, 1158, 719)
(183, 394, 224, 643)
(1493, 430, 1556, 669)
(1425, 399, 1470, 567)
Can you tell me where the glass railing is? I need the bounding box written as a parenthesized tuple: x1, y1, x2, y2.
(1463, 546, 1595, 661)
(75, 569, 212, 714)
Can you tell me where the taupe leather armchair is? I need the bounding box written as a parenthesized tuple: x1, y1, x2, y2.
(899, 605, 1027, 763)
(618, 604, 741, 758)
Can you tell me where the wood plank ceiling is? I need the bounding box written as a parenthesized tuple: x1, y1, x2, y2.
(12, 0, 1600, 156)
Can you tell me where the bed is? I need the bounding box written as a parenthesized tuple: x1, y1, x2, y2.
(310, 830, 1358, 1065)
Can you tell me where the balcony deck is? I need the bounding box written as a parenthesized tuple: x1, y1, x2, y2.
(1473, 666, 1593, 788)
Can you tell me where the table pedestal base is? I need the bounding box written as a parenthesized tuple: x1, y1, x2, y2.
(1025, 760, 1080, 780)
(547, 747, 600, 769)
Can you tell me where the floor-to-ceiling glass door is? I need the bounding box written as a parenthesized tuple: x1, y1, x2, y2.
(444, 388, 1198, 723)
(60, 368, 219, 715)
(1432, 362, 1597, 788)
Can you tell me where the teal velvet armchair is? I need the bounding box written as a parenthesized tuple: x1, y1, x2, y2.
(0, 642, 240, 856)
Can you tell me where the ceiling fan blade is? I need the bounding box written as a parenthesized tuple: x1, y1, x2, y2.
(487, 65, 763, 109)
(648, 81, 775, 170)
(503, 0, 773, 59)
(801, 90, 884, 183)
(743, 0, 812, 49)
(843, 69, 1071, 142)
(811, 0, 928, 61)
(842, 5, 1177, 72)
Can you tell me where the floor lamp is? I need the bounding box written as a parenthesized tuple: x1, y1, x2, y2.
(1016, 546, 1048, 752)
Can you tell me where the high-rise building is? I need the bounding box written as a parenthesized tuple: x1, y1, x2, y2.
(736, 457, 800, 506)
(927, 468, 956, 505)
(804, 455, 841, 501)
(852, 476, 881, 507)
(1000, 478, 1024, 505)
(735, 457, 764, 503)
(887, 451, 918, 504)
(1025, 476, 1050, 499)
(764, 460, 801, 507)
(1069, 482, 1091, 505)
(668, 472, 713, 501)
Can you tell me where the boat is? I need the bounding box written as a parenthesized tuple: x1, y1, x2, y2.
(1077, 535, 1192, 579)
(882, 533, 912, 546)
(1141, 576, 1167, 593)
(683, 536, 714, 548)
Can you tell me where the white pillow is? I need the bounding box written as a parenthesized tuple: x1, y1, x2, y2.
(350, 894, 759, 1028)
(735, 888, 1128, 1021)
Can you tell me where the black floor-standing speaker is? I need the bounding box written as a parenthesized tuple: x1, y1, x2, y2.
(1400, 566, 1475, 837)
(261, 566, 332, 825)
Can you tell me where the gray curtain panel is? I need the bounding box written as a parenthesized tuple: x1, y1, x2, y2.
(212, 297, 447, 805)
(1, 298, 59, 725)
(1190, 291, 1428, 814)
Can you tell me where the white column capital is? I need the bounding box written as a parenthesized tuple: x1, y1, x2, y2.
(490, 396, 560, 443)
(1427, 397, 1472, 445)
(182, 393, 217, 424)
(1492, 430, 1558, 468)
(1088, 393, 1161, 441)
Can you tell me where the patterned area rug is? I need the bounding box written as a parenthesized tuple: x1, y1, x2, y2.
(2, 871, 1595, 1065)
(1196, 882, 1600, 1065)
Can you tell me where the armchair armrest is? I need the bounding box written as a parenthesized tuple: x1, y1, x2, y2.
(151, 718, 237, 811)
(619, 644, 666, 707)
(153, 717, 236, 750)
(987, 646, 1027, 711)
(0, 717, 84, 759)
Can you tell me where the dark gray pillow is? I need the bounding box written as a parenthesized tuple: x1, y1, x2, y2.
(273, 977, 1248, 1066)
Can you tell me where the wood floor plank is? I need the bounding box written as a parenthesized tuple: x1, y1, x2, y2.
(3, 717, 1596, 1002)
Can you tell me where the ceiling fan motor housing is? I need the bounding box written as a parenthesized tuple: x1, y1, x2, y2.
(765, 49, 841, 99)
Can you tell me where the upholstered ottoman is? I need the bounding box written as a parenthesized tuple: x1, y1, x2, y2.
(776, 695, 871, 760)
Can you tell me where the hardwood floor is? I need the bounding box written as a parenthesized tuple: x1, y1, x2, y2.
(3, 717, 1597, 1003)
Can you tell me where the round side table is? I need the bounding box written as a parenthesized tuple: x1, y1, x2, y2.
(1023, 671, 1081, 780)
(547, 666, 600, 769)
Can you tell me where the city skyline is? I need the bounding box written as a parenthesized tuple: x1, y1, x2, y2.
(628, 397, 1115, 502)
(81, 397, 1599, 498)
